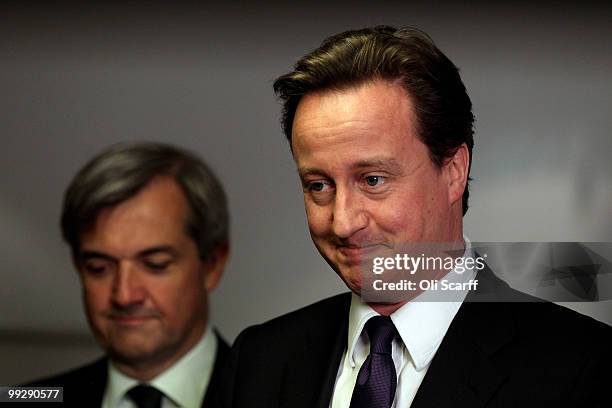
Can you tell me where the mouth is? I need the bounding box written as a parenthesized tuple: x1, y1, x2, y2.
(336, 244, 385, 263)
(109, 314, 156, 326)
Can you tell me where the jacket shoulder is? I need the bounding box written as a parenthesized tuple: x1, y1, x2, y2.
(223, 294, 351, 408)
(508, 295, 612, 347)
(239, 292, 351, 341)
(26, 357, 107, 387)
(475, 265, 611, 341)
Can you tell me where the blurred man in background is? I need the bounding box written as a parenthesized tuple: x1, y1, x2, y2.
(32, 142, 230, 408)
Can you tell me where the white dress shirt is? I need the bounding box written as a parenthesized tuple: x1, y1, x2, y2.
(102, 324, 218, 408)
(330, 239, 477, 407)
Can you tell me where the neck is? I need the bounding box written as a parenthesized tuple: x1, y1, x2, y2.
(368, 301, 408, 316)
(114, 361, 171, 382)
(111, 322, 206, 382)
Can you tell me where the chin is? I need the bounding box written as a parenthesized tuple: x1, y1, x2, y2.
(319, 249, 363, 293)
(101, 329, 157, 355)
(336, 269, 362, 294)
(109, 341, 160, 364)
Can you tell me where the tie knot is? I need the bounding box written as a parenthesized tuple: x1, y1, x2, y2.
(365, 316, 396, 355)
(127, 384, 164, 408)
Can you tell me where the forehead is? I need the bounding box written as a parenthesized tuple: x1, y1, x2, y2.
(295, 80, 413, 127)
(80, 176, 191, 252)
(291, 80, 421, 166)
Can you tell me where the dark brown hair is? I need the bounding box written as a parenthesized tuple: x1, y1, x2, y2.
(273, 25, 474, 214)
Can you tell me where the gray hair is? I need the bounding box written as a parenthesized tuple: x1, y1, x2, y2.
(61, 142, 229, 260)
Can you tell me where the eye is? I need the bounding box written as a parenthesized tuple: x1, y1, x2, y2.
(143, 258, 172, 272)
(82, 260, 111, 276)
(365, 175, 385, 187)
(310, 182, 325, 192)
(307, 180, 332, 193)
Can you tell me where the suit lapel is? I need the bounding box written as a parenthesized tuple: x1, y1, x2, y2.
(411, 266, 515, 408)
(280, 293, 351, 408)
(313, 308, 349, 408)
(76, 357, 108, 406)
(202, 332, 230, 408)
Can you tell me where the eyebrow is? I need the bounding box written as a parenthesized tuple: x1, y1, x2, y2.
(297, 167, 331, 180)
(297, 157, 403, 179)
(352, 158, 403, 174)
(137, 246, 179, 258)
(79, 251, 116, 262)
(78, 246, 178, 262)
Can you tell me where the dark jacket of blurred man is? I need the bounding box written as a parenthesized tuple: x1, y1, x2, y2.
(222, 26, 612, 408)
(31, 142, 230, 408)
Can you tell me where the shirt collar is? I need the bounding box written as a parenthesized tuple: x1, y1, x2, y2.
(105, 363, 138, 408)
(105, 324, 217, 408)
(347, 237, 476, 371)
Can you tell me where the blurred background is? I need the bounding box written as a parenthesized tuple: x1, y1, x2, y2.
(1, 1, 611, 384)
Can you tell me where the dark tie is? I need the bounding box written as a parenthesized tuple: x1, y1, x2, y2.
(127, 384, 164, 408)
(349, 316, 398, 408)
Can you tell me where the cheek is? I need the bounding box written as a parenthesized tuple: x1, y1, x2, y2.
(376, 207, 419, 237)
(82, 281, 109, 312)
(151, 270, 206, 315)
(372, 189, 432, 237)
(81, 284, 109, 335)
(305, 202, 331, 237)
(149, 281, 181, 306)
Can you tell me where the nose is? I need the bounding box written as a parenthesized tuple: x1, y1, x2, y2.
(331, 186, 368, 240)
(112, 262, 146, 307)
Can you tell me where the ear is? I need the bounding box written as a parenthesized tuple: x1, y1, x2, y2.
(444, 143, 470, 206)
(202, 244, 229, 292)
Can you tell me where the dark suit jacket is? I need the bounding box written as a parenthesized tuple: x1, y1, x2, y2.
(223, 269, 612, 407)
(28, 332, 229, 407)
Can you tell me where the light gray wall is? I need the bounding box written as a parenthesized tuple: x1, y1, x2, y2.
(1, 2, 611, 384)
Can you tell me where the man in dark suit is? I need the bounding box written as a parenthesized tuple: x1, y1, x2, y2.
(223, 26, 611, 407)
(30, 142, 231, 407)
